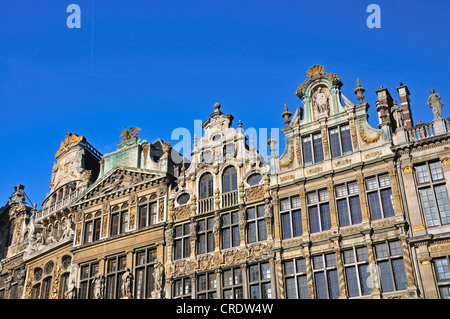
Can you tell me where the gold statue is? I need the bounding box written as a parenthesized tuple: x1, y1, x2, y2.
(119, 126, 142, 141)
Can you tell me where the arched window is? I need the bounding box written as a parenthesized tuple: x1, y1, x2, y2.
(223, 166, 237, 193)
(199, 173, 214, 199)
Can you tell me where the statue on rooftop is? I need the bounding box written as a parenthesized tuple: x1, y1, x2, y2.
(427, 89, 444, 119)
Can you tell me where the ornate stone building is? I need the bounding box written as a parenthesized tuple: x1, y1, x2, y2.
(0, 65, 449, 299)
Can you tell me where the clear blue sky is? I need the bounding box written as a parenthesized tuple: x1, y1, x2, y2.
(1, 0, 449, 208)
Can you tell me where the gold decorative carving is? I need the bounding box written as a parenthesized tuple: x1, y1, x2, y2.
(102, 214, 108, 238)
(142, 143, 149, 165)
(441, 156, 450, 166)
(279, 144, 294, 168)
(175, 205, 191, 220)
(364, 150, 382, 159)
(335, 158, 352, 167)
(246, 185, 265, 201)
(306, 166, 323, 174)
(402, 164, 414, 174)
(413, 225, 425, 232)
(350, 121, 358, 149)
(119, 126, 141, 142)
(55, 133, 85, 157)
(307, 65, 325, 78)
(24, 275, 33, 299)
(322, 130, 329, 156)
(162, 142, 171, 156)
(295, 137, 301, 164)
(129, 206, 136, 229)
(51, 266, 61, 299)
(159, 198, 165, 221)
(358, 121, 380, 143)
(75, 223, 81, 245)
(280, 174, 295, 182)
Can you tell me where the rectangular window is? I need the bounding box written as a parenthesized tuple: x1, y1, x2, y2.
(313, 133, 324, 163)
(222, 212, 240, 249)
(247, 205, 267, 243)
(223, 267, 243, 299)
(313, 253, 339, 299)
(248, 262, 272, 299)
(173, 277, 192, 299)
(374, 240, 407, 293)
(366, 175, 395, 220)
(280, 196, 302, 239)
(84, 218, 101, 244)
(302, 136, 313, 165)
(197, 272, 217, 299)
(336, 182, 362, 226)
(308, 189, 331, 233)
(198, 218, 215, 254)
(138, 202, 158, 228)
(284, 258, 308, 299)
(343, 247, 371, 297)
(79, 261, 99, 299)
(329, 124, 353, 158)
(135, 247, 157, 299)
(417, 162, 450, 227)
(174, 224, 190, 260)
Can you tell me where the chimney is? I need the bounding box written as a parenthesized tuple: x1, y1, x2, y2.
(396, 83, 414, 129)
(375, 86, 394, 128)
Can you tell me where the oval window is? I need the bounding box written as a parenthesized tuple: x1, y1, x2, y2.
(177, 193, 190, 205)
(44, 261, 54, 274)
(247, 173, 262, 186)
(34, 268, 43, 281)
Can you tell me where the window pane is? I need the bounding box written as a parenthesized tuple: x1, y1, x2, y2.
(315, 272, 327, 299)
(297, 275, 309, 299)
(280, 199, 290, 211)
(303, 137, 313, 165)
(430, 162, 444, 181)
(337, 199, 350, 226)
(327, 269, 340, 299)
(329, 128, 341, 158)
(392, 259, 407, 290)
(368, 192, 382, 220)
(341, 125, 353, 154)
(296, 259, 306, 273)
(313, 134, 324, 162)
(346, 266, 359, 297)
(435, 258, 450, 281)
(285, 261, 295, 275)
(285, 278, 296, 299)
(281, 213, 292, 239)
(309, 206, 320, 233)
(336, 185, 347, 197)
(366, 178, 378, 190)
(358, 264, 372, 295)
(416, 165, 430, 184)
(292, 210, 303, 237)
(419, 188, 440, 226)
(379, 261, 394, 292)
(380, 189, 395, 217)
(320, 203, 331, 230)
(435, 185, 450, 225)
(349, 196, 363, 224)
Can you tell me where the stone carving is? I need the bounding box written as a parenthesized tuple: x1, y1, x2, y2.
(61, 217, 75, 240)
(427, 89, 444, 119)
(65, 278, 77, 299)
(92, 273, 105, 299)
(391, 101, 404, 128)
(121, 267, 133, 298)
(153, 260, 164, 293)
(246, 185, 265, 201)
(312, 87, 329, 115)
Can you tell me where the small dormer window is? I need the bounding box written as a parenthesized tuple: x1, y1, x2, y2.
(247, 173, 262, 186)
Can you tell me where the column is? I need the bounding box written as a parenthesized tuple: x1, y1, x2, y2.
(333, 243, 347, 298)
(269, 259, 277, 299)
(190, 273, 196, 299)
(327, 184, 338, 229)
(274, 252, 285, 299)
(240, 263, 249, 299)
(399, 234, 418, 297)
(301, 244, 315, 299)
(299, 191, 309, 237)
(357, 175, 370, 223)
(388, 168, 404, 218)
(365, 239, 381, 299)
(215, 268, 222, 299)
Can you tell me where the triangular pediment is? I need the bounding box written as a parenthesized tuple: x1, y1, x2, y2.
(74, 166, 166, 204)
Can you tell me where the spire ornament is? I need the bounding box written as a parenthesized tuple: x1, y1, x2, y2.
(354, 78, 366, 103)
(281, 103, 292, 126)
(267, 133, 277, 156)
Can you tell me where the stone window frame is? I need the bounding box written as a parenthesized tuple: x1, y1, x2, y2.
(415, 161, 450, 227)
(302, 132, 324, 166)
(279, 195, 302, 239)
(138, 198, 158, 229)
(222, 266, 244, 299)
(283, 258, 308, 299)
(307, 189, 331, 233)
(196, 271, 217, 299)
(365, 174, 395, 220)
(312, 253, 339, 299)
(173, 223, 190, 260)
(328, 123, 353, 158)
(342, 246, 371, 297)
(197, 217, 215, 255)
(110, 203, 129, 237)
(78, 260, 99, 299)
(83, 211, 102, 244)
(134, 246, 158, 299)
(173, 276, 192, 299)
(248, 262, 272, 299)
(221, 211, 240, 249)
(433, 255, 450, 299)
(105, 253, 127, 299)
(246, 205, 267, 243)
(335, 181, 363, 227)
(373, 240, 408, 293)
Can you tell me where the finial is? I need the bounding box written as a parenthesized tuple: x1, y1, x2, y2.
(238, 120, 243, 128)
(354, 78, 366, 103)
(214, 102, 221, 112)
(267, 133, 277, 155)
(281, 103, 292, 126)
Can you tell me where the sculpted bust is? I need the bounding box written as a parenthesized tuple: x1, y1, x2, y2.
(428, 89, 444, 119)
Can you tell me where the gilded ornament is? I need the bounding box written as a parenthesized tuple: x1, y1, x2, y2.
(440, 156, 450, 166)
(175, 205, 191, 220)
(279, 144, 294, 168)
(358, 121, 380, 143)
(246, 185, 265, 201)
(280, 174, 295, 182)
(281, 103, 292, 126)
(306, 166, 323, 174)
(402, 164, 414, 174)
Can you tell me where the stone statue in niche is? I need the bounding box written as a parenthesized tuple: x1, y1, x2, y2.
(428, 89, 444, 119)
(92, 273, 105, 299)
(312, 87, 329, 115)
(121, 267, 133, 298)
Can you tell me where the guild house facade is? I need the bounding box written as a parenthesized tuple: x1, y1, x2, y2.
(0, 65, 449, 299)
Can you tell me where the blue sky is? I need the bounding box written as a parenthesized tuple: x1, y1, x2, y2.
(1, 0, 449, 208)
